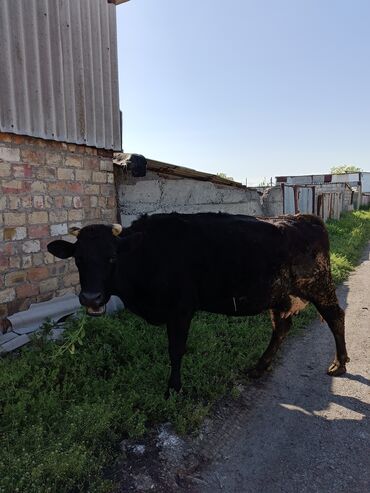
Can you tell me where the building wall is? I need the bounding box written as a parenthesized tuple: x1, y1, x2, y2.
(0, 0, 121, 150)
(0, 132, 117, 318)
(115, 170, 265, 227)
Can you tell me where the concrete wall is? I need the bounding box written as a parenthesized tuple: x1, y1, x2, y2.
(260, 186, 284, 216)
(115, 170, 271, 227)
(0, 132, 117, 318)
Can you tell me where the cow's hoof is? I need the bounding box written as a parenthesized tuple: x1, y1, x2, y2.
(327, 361, 346, 376)
(246, 367, 265, 379)
(164, 387, 183, 400)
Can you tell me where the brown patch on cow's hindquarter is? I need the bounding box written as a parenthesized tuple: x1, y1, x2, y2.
(280, 296, 309, 319)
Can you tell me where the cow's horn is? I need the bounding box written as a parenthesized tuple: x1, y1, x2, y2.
(68, 227, 81, 237)
(112, 224, 123, 236)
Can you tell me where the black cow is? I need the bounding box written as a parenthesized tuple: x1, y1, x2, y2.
(47, 213, 349, 394)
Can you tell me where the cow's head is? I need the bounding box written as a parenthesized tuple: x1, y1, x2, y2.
(47, 224, 123, 316)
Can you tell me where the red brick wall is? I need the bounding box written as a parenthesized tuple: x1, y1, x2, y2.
(0, 132, 117, 318)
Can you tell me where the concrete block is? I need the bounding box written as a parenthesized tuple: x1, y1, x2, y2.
(4, 226, 27, 241)
(28, 211, 48, 224)
(0, 147, 20, 162)
(187, 181, 221, 205)
(218, 188, 248, 204)
(4, 212, 26, 226)
(0, 288, 16, 303)
(50, 223, 68, 236)
(120, 180, 162, 204)
(160, 180, 192, 205)
(22, 240, 41, 254)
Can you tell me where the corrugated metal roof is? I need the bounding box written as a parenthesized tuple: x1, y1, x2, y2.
(0, 0, 121, 150)
(277, 172, 364, 186)
(114, 153, 247, 189)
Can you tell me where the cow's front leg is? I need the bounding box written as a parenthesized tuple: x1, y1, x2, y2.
(166, 317, 191, 397)
(247, 309, 292, 378)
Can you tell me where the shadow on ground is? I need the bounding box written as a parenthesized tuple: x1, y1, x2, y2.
(115, 246, 370, 493)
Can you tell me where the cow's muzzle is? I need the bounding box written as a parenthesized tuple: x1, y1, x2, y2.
(79, 292, 106, 317)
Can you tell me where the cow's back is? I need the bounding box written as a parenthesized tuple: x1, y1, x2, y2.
(126, 214, 288, 309)
(119, 213, 330, 320)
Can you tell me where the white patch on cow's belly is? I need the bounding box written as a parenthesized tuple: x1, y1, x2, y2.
(281, 296, 308, 318)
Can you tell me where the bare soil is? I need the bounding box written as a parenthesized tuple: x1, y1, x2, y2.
(116, 243, 370, 493)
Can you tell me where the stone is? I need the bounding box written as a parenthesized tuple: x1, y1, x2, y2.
(4, 227, 27, 241)
(0, 288, 16, 303)
(22, 240, 41, 254)
(3, 212, 26, 226)
(28, 211, 48, 224)
(0, 147, 20, 162)
(50, 223, 68, 236)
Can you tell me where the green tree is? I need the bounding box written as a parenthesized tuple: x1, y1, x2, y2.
(330, 165, 362, 174)
(216, 172, 234, 181)
(258, 177, 270, 186)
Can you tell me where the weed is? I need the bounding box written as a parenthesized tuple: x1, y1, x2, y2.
(52, 312, 87, 358)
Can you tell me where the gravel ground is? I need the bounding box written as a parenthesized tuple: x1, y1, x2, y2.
(194, 243, 370, 493)
(117, 243, 370, 493)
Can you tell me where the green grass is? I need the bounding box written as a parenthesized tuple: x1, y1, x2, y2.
(327, 208, 370, 283)
(1, 209, 370, 492)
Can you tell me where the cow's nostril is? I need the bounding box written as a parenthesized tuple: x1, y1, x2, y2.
(79, 292, 104, 307)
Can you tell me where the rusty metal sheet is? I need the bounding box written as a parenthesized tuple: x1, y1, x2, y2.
(283, 185, 314, 214)
(361, 194, 370, 207)
(317, 193, 342, 221)
(332, 173, 360, 184)
(297, 186, 314, 214)
(283, 185, 296, 214)
(361, 173, 370, 193)
(286, 175, 313, 185)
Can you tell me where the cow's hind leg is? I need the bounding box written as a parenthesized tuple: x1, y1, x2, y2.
(314, 302, 349, 376)
(247, 310, 292, 378)
(166, 316, 191, 397)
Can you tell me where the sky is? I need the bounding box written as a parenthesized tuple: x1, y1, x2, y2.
(116, 0, 370, 186)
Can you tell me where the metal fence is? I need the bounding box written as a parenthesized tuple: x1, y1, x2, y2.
(282, 183, 354, 221)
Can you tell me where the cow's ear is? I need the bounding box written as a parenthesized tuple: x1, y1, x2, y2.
(47, 240, 76, 259)
(117, 232, 144, 253)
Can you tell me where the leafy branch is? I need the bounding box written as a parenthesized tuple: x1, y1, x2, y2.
(52, 313, 87, 358)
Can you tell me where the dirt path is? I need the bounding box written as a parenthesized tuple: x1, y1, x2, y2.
(118, 245, 370, 492)
(191, 243, 370, 493)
